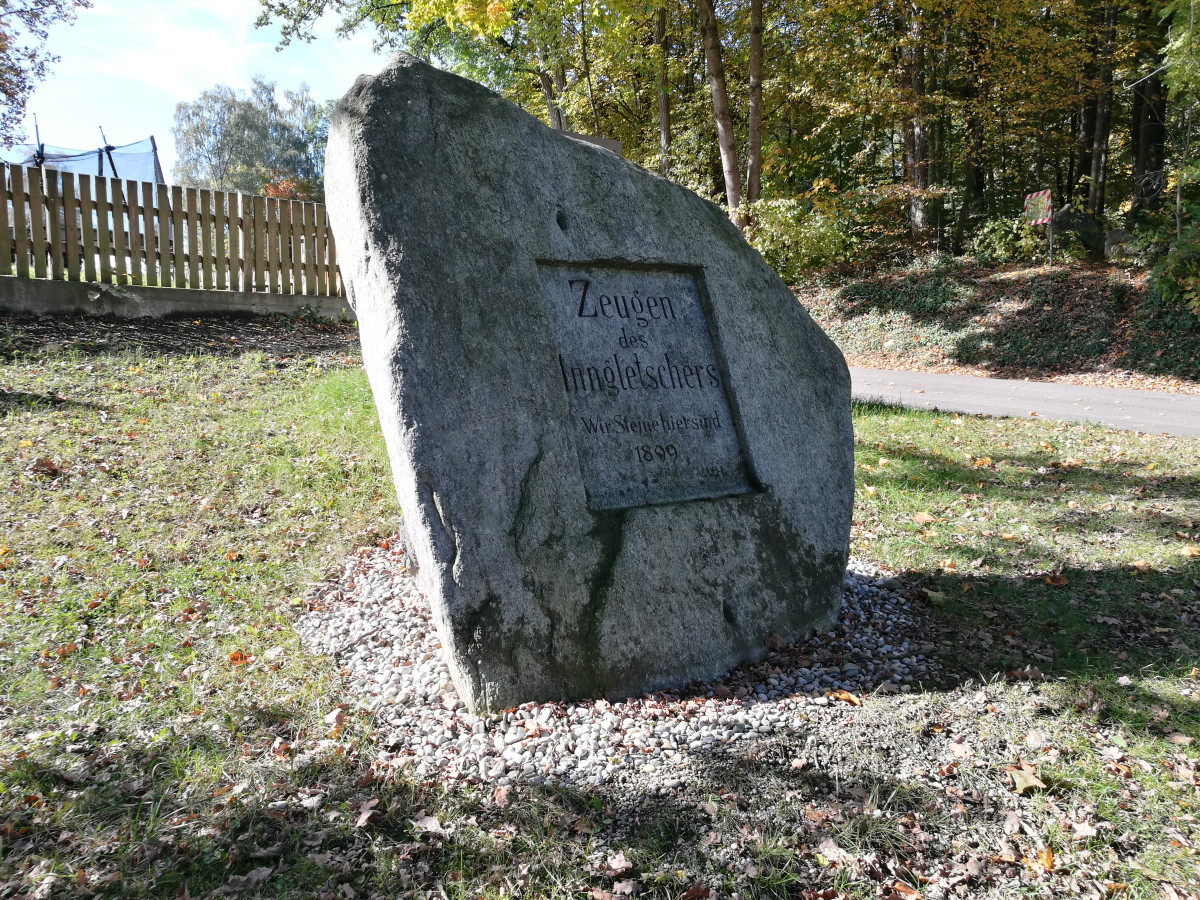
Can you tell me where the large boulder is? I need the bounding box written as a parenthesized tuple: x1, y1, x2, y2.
(1053, 204, 1105, 254)
(325, 54, 853, 712)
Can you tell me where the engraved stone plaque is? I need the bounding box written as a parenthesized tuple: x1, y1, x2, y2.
(538, 262, 752, 510)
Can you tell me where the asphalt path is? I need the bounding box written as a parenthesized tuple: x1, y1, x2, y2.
(850, 367, 1200, 438)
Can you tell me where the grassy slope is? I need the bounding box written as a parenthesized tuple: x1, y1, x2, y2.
(0, 314, 1197, 899)
(798, 259, 1200, 393)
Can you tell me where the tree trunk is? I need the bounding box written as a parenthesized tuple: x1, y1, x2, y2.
(1087, 0, 1114, 218)
(656, 6, 671, 177)
(578, 0, 601, 134)
(1131, 3, 1168, 216)
(697, 0, 743, 222)
(953, 18, 986, 253)
(900, 7, 929, 241)
(746, 0, 763, 207)
(539, 69, 568, 131)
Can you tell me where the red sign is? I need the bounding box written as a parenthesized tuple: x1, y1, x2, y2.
(1023, 190, 1052, 224)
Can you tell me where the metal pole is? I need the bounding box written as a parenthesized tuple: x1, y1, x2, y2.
(1049, 218, 1054, 266)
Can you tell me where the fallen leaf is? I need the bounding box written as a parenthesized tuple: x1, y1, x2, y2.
(1006, 762, 1046, 795)
(828, 689, 862, 706)
(1167, 733, 1195, 747)
(493, 785, 511, 807)
(817, 837, 854, 865)
(891, 882, 922, 900)
(1130, 560, 1151, 573)
(1180, 545, 1200, 557)
(412, 814, 444, 835)
(1035, 846, 1054, 872)
(606, 851, 633, 876)
(225, 866, 273, 890)
(28, 458, 61, 477)
(680, 886, 710, 900)
(324, 707, 345, 726)
(1025, 730, 1049, 750)
(612, 880, 638, 896)
(914, 512, 937, 524)
(1043, 574, 1067, 586)
(1071, 820, 1098, 840)
(355, 798, 379, 828)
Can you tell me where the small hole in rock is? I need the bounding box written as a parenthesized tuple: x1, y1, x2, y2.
(556, 209, 568, 230)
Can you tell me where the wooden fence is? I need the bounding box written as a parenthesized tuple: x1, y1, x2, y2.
(1, 164, 342, 297)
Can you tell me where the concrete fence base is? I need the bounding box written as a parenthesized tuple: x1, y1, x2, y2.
(0, 276, 355, 321)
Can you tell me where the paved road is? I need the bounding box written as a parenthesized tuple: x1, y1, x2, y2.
(850, 367, 1200, 438)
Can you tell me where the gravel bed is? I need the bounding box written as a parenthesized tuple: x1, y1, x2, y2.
(297, 543, 939, 788)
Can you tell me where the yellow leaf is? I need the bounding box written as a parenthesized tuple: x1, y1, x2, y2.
(1044, 575, 1067, 586)
(971, 456, 992, 467)
(1182, 546, 1200, 558)
(1036, 846, 1054, 871)
(914, 512, 937, 524)
(828, 689, 862, 706)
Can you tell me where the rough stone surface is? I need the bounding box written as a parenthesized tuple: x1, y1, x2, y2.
(1105, 228, 1135, 259)
(325, 53, 853, 712)
(1054, 204, 1104, 253)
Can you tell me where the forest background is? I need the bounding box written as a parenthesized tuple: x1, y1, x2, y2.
(166, 0, 1200, 317)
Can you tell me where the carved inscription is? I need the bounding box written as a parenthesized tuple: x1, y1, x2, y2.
(538, 263, 751, 510)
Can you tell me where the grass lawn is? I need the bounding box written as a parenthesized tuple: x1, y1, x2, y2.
(1, 313, 1198, 899)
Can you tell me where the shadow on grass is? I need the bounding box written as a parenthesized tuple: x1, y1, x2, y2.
(0, 312, 357, 363)
(834, 262, 1200, 382)
(849, 406, 1200, 740)
(0, 389, 105, 412)
(2, 717, 958, 900)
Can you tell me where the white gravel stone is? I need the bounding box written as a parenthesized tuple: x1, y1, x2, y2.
(295, 544, 938, 788)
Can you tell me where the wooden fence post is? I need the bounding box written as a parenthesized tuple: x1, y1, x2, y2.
(0, 165, 12, 278)
(96, 176, 116, 284)
(78, 174, 98, 282)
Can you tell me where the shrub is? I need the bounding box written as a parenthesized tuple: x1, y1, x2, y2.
(744, 198, 854, 283)
(1150, 229, 1200, 320)
(970, 217, 1043, 263)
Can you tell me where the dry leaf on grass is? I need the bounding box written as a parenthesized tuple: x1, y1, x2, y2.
(225, 866, 273, 890)
(913, 512, 937, 524)
(680, 886, 711, 900)
(605, 851, 633, 876)
(355, 798, 379, 828)
(412, 814, 444, 835)
(828, 689, 862, 706)
(1033, 846, 1054, 872)
(1006, 762, 1046, 794)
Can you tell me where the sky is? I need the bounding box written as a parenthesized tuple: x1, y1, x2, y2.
(17, 0, 391, 178)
